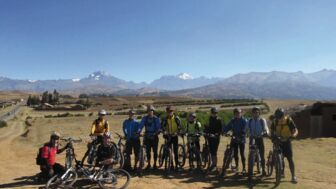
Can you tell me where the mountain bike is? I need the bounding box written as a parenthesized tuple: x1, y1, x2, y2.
(113, 132, 126, 169)
(61, 137, 82, 170)
(266, 136, 284, 185)
(46, 144, 131, 189)
(186, 133, 202, 171)
(177, 132, 186, 169)
(221, 134, 242, 177)
(247, 136, 262, 183)
(158, 132, 177, 173)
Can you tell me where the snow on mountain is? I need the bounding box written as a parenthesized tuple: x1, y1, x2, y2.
(178, 73, 193, 80)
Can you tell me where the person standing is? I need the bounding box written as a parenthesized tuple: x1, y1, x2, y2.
(123, 109, 141, 171)
(248, 107, 269, 176)
(161, 105, 182, 171)
(223, 108, 248, 174)
(271, 108, 298, 183)
(138, 105, 161, 170)
(204, 107, 223, 172)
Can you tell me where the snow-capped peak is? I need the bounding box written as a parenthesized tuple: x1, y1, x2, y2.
(177, 73, 193, 80)
(28, 80, 37, 83)
(72, 78, 81, 82)
(89, 71, 110, 80)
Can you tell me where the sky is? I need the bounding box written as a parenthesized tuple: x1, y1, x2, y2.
(0, 0, 336, 82)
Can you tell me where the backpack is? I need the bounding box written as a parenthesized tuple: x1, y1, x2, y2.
(36, 145, 50, 165)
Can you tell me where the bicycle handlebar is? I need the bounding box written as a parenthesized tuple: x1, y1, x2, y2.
(61, 137, 82, 143)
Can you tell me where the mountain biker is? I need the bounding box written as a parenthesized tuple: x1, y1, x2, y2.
(247, 107, 269, 176)
(186, 113, 202, 170)
(204, 107, 223, 172)
(40, 132, 68, 180)
(161, 105, 183, 171)
(271, 108, 298, 184)
(91, 109, 110, 140)
(137, 105, 161, 170)
(123, 109, 141, 171)
(223, 108, 248, 174)
(96, 132, 116, 168)
(82, 109, 110, 165)
(186, 113, 202, 152)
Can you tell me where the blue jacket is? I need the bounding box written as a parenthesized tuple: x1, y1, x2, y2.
(223, 117, 248, 143)
(123, 118, 140, 140)
(138, 115, 161, 135)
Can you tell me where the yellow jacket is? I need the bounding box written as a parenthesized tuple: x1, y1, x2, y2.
(163, 115, 181, 134)
(91, 118, 109, 135)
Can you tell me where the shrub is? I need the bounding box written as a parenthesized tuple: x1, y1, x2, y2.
(0, 120, 7, 128)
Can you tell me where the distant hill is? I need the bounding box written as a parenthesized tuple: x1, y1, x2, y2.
(168, 70, 336, 100)
(0, 70, 335, 99)
(149, 73, 222, 90)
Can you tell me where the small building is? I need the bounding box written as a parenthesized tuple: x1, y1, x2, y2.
(292, 102, 336, 138)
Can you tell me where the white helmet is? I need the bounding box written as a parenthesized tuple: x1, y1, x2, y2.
(98, 109, 107, 116)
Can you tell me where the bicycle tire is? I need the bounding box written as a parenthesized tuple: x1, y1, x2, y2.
(275, 153, 283, 185)
(248, 150, 256, 182)
(98, 168, 131, 189)
(177, 144, 186, 168)
(158, 145, 165, 168)
(221, 148, 232, 176)
(266, 150, 273, 176)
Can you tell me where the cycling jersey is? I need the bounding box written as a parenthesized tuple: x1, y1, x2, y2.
(91, 118, 109, 135)
(138, 115, 161, 135)
(186, 121, 202, 135)
(41, 143, 58, 166)
(123, 118, 140, 140)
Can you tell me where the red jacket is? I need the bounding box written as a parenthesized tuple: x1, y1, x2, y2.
(41, 144, 58, 166)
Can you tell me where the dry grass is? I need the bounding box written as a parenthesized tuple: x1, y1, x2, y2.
(0, 105, 335, 189)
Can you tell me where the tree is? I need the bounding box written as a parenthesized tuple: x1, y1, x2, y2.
(53, 89, 60, 104)
(27, 95, 32, 106)
(79, 93, 89, 98)
(48, 93, 53, 104)
(41, 91, 49, 104)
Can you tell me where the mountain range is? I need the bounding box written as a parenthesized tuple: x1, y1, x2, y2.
(0, 70, 335, 100)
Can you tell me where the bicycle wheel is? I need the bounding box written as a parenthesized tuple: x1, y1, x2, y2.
(275, 153, 283, 185)
(189, 148, 195, 169)
(201, 146, 210, 169)
(46, 170, 77, 189)
(177, 144, 186, 168)
(158, 145, 165, 168)
(221, 148, 232, 176)
(46, 175, 62, 189)
(164, 148, 173, 173)
(98, 169, 131, 189)
(138, 146, 147, 171)
(256, 151, 261, 174)
(266, 150, 273, 176)
(111, 142, 124, 169)
(87, 145, 98, 165)
(248, 150, 256, 182)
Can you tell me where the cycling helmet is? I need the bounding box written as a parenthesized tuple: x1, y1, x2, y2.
(190, 112, 197, 118)
(147, 105, 155, 112)
(128, 109, 136, 115)
(98, 109, 107, 116)
(166, 105, 175, 112)
(275, 108, 285, 119)
(50, 131, 60, 139)
(252, 106, 261, 112)
(103, 132, 112, 138)
(210, 107, 218, 113)
(233, 108, 242, 113)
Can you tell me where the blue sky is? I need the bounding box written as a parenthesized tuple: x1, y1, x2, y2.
(0, 0, 335, 82)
